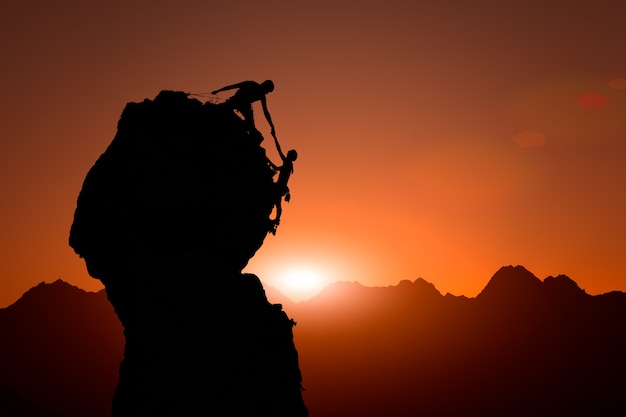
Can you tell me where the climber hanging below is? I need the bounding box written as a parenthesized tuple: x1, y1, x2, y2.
(266, 133, 297, 235)
(211, 80, 276, 142)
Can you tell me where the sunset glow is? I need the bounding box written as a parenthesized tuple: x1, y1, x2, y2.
(1, 1, 626, 308)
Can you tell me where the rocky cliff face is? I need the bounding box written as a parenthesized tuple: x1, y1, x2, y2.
(69, 90, 307, 416)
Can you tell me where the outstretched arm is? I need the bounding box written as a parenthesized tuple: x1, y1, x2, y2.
(272, 131, 286, 162)
(261, 97, 277, 139)
(211, 82, 245, 95)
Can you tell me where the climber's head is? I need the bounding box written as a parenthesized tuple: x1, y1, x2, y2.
(286, 149, 298, 162)
(261, 80, 275, 94)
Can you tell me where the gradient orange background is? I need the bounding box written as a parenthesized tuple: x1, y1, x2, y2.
(1, 1, 625, 306)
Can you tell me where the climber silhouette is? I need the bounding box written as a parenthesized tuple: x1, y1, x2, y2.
(267, 134, 297, 235)
(211, 80, 276, 140)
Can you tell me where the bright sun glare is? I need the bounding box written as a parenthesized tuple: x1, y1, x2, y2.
(278, 267, 327, 302)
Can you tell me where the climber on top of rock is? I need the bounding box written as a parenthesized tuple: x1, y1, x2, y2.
(211, 80, 276, 141)
(266, 134, 297, 235)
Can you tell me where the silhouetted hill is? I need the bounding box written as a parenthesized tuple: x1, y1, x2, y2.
(477, 264, 544, 300)
(0, 280, 123, 417)
(2, 267, 625, 416)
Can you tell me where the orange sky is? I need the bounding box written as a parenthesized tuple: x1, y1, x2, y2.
(1, 1, 625, 306)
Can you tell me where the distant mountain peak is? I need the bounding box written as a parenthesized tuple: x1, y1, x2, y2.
(477, 265, 542, 300)
(6, 279, 91, 311)
(410, 277, 442, 295)
(475, 266, 593, 307)
(543, 274, 587, 297)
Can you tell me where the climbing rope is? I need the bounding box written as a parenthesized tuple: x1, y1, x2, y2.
(188, 92, 224, 104)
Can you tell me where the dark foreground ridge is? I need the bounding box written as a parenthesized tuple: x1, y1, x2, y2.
(69, 90, 307, 416)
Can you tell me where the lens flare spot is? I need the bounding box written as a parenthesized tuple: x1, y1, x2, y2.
(609, 78, 626, 90)
(512, 131, 546, 148)
(575, 92, 607, 109)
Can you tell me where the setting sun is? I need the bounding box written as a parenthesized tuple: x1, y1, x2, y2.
(277, 267, 328, 302)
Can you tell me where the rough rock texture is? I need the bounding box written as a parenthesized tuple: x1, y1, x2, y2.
(69, 91, 307, 416)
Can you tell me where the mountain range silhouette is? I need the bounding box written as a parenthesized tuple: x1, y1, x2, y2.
(2, 266, 625, 416)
